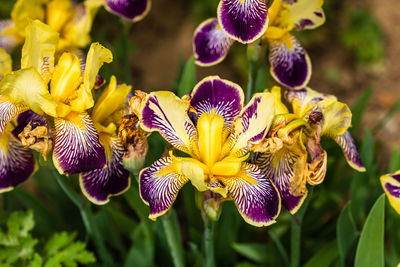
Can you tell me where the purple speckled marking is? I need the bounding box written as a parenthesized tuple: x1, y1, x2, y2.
(218, 0, 268, 43)
(105, 0, 150, 21)
(80, 136, 130, 204)
(194, 18, 234, 66)
(314, 11, 323, 18)
(295, 19, 314, 30)
(190, 77, 243, 127)
(269, 36, 311, 89)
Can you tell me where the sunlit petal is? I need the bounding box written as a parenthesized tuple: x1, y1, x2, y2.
(279, 0, 325, 31)
(139, 156, 188, 220)
(217, 0, 268, 43)
(53, 112, 106, 175)
(80, 135, 130, 205)
(105, 0, 151, 22)
(269, 34, 311, 89)
(220, 163, 281, 226)
(193, 18, 234, 66)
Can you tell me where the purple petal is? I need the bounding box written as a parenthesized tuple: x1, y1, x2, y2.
(53, 112, 106, 175)
(0, 20, 21, 53)
(0, 134, 36, 192)
(80, 136, 130, 204)
(0, 98, 28, 136)
(140, 156, 188, 220)
(254, 148, 307, 214)
(105, 0, 151, 22)
(269, 35, 311, 89)
(193, 18, 234, 66)
(333, 131, 365, 172)
(12, 110, 47, 139)
(190, 76, 244, 127)
(217, 0, 268, 43)
(220, 163, 281, 226)
(380, 171, 400, 214)
(140, 91, 198, 155)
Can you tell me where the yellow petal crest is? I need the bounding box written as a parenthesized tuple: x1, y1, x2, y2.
(269, 86, 289, 115)
(0, 68, 57, 116)
(22, 20, 59, 84)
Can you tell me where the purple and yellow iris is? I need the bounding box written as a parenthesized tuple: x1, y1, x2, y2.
(193, 0, 325, 89)
(380, 170, 400, 214)
(137, 76, 281, 226)
(254, 87, 364, 213)
(104, 0, 151, 22)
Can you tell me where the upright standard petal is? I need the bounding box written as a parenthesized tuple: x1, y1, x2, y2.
(80, 135, 130, 204)
(190, 76, 244, 127)
(217, 0, 268, 43)
(21, 20, 59, 84)
(53, 112, 106, 175)
(380, 171, 400, 214)
(269, 34, 311, 89)
(105, 0, 151, 22)
(333, 131, 365, 172)
(0, 132, 36, 193)
(0, 97, 29, 136)
(193, 18, 234, 66)
(220, 163, 281, 226)
(140, 91, 198, 155)
(226, 92, 275, 156)
(139, 156, 189, 220)
(280, 0, 325, 30)
(254, 143, 308, 214)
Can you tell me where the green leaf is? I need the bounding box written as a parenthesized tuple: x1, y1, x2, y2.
(28, 253, 43, 267)
(354, 194, 385, 267)
(350, 85, 373, 135)
(177, 56, 196, 97)
(337, 202, 358, 266)
(44, 232, 96, 267)
(303, 241, 338, 267)
(389, 148, 400, 173)
(232, 243, 268, 264)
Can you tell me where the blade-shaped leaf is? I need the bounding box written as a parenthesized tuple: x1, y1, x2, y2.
(303, 241, 338, 267)
(232, 243, 268, 264)
(177, 56, 196, 97)
(354, 194, 385, 267)
(337, 202, 358, 266)
(350, 85, 373, 135)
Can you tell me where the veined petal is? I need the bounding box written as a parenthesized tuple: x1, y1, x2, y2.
(21, 20, 59, 84)
(140, 91, 198, 155)
(380, 171, 400, 214)
(269, 34, 311, 89)
(226, 92, 275, 157)
(220, 163, 281, 226)
(316, 98, 351, 137)
(0, 131, 36, 193)
(80, 135, 130, 205)
(193, 18, 234, 66)
(0, 48, 12, 79)
(254, 143, 308, 214)
(105, 0, 151, 22)
(217, 0, 268, 43)
(0, 96, 29, 136)
(53, 112, 106, 175)
(285, 87, 336, 117)
(139, 156, 188, 220)
(69, 42, 113, 112)
(190, 76, 244, 128)
(333, 131, 365, 172)
(279, 0, 325, 30)
(0, 20, 22, 53)
(0, 68, 57, 117)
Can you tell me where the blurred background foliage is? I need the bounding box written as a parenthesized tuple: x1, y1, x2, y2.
(1, 0, 400, 266)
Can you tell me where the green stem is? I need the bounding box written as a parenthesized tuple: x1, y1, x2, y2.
(204, 218, 215, 267)
(246, 60, 258, 103)
(121, 20, 133, 84)
(54, 172, 114, 266)
(290, 218, 301, 267)
(162, 211, 185, 267)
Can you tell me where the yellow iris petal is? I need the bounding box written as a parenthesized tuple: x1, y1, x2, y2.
(197, 111, 224, 168)
(263, 26, 288, 40)
(0, 68, 57, 116)
(0, 48, 12, 78)
(269, 86, 289, 114)
(319, 99, 352, 137)
(46, 0, 73, 32)
(22, 20, 59, 84)
(268, 0, 282, 25)
(279, 0, 325, 30)
(11, 0, 46, 35)
(211, 156, 243, 177)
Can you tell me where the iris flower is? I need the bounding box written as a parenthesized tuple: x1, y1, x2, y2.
(0, 0, 102, 53)
(0, 48, 36, 192)
(253, 87, 365, 213)
(193, 0, 324, 89)
(0, 20, 112, 178)
(380, 170, 400, 214)
(137, 76, 281, 226)
(79, 75, 132, 204)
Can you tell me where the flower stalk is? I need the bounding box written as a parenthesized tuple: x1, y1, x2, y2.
(204, 217, 216, 267)
(161, 210, 185, 267)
